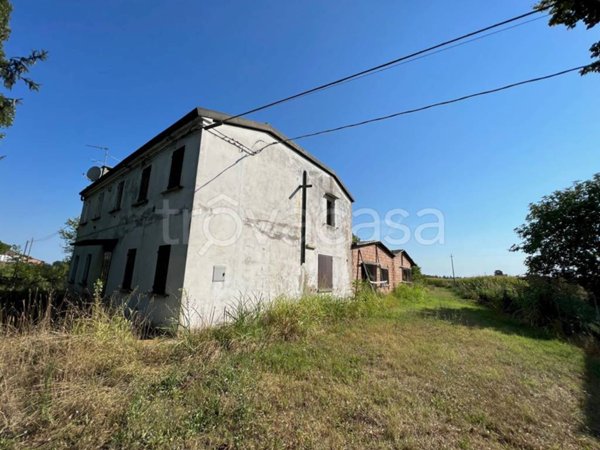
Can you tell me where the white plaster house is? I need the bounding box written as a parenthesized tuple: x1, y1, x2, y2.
(69, 107, 354, 328)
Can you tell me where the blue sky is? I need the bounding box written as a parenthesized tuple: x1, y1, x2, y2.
(0, 0, 598, 276)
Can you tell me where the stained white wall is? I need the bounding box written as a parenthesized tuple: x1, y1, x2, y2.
(182, 124, 353, 327)
(70, 129, 201, 326)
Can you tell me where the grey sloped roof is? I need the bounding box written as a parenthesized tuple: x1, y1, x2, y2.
(80, 107, 353, 201)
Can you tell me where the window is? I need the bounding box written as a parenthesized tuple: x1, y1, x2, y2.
(167, 147, 185, 189)
(80, 201, 89, 224)
(113, 180, 124, 211)
(380, 268, 389, 285)
(402, 268, 412, 282)
(318, 254, 333, 292)
(80, 254, 92, 286)
(69, 255, 80, 283)
(152, 245, 171, 295)
(137, 165, 152, 203)
(325, 195, 336, 227)
(93, 192, 104, 219)
(122, 248, 137, 291)
(361, 263, 378, 282)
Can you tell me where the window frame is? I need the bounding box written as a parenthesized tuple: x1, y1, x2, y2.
(80, 254, 92, 286)
(136, 165, 152, 204)
(92, 192, 104, 220)
(121, 248, 137, 291)
(166, 146, 185, 190)
(325, 194, 336, 227)
(380, 268, 389, 285)
(152, 244, 171, 295)
(112, 180, 125, 212)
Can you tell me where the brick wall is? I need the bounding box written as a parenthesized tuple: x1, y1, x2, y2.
(351, 244, 398, 292)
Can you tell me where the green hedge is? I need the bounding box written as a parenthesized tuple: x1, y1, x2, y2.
(426, 276, 600, 337)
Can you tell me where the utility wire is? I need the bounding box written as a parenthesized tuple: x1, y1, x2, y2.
(257, 64, 589, 149)
(205, 8, 547, 129)
(338, 14, 550, 86)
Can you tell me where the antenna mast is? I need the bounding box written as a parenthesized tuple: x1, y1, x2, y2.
(86, 144, 111, 167)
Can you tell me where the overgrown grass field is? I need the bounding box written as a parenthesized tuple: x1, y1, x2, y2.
(1, 285, 599, 449)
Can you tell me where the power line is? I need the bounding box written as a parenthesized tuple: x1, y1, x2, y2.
(205, 8, 547, 129)
(337, 14, 549, 86)
(257, 64, 589, 149)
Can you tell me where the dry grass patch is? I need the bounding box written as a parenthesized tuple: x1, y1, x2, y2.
(0, 286, 598, 449)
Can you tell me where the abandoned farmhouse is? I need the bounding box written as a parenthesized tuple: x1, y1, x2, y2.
(69, 107, 416, 327)
(351, 241, 416, 292)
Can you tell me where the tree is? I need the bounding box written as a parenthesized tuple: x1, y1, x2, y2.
(58, 217, 79, 262)
(511, 173, 600, 299)
(352, 234, 361, 244)
(0, 0, 47, 138)
(537, 0, 600, 74)
(0, 239, 10, 254)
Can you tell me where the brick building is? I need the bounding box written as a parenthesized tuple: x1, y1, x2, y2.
(351, 241, 416, 291)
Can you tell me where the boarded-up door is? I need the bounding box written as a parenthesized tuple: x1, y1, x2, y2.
(318, 254, 333, 292)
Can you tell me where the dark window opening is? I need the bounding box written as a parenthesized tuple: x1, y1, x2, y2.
(325, 195, 336, 227)
(122, 248, 137, 291)
(80, 254, 92, 286)
(361, 263, 378, 282)
(318, 254, 333, 291)
(137, 166, 152, 202)
(167, 147, 185, 189)
(69, 255, 80, 283)
(113, 180, 125, 211)
(380, 268, 389, 285)
(153, 245, 171, 295)
(99, 251, 112, 296)
(402, 268, 413, 282)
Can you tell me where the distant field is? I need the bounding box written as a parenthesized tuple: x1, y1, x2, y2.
(1, 286, 598, 449)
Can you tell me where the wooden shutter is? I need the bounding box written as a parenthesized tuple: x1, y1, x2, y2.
(153, 245, 171, 295)
(318, 254, 333, 291)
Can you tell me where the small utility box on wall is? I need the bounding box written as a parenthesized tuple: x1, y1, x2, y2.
(212, 265, 226, 282)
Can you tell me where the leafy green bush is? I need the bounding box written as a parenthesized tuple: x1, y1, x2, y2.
(447, 276, 600, 337)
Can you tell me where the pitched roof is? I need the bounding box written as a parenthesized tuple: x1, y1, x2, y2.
(351, 241, 396, 259)
(391, 249, 417, 267)
(80, 107, 353, 201)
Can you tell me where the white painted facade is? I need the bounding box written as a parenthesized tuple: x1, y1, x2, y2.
(69, 108, 353, 328)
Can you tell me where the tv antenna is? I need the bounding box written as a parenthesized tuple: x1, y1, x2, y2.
(86, 144, 119, 167)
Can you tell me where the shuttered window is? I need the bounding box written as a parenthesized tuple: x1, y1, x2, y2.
(152, 245, 171, 295)
(167, 147, 185, 189)
(137, 166, 152, 202)
(113, 180, 125, 211)
(318, 254, 333, 292)
(122, 248, 136, 291)
(93, 192, 104, 219)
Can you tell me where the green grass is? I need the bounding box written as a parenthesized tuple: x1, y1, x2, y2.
(1, 286, 599, 449)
